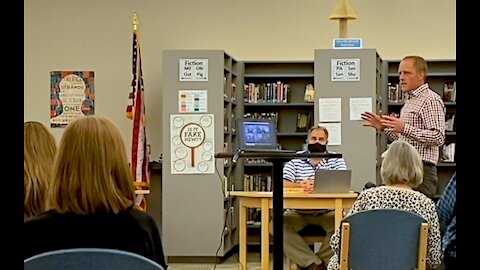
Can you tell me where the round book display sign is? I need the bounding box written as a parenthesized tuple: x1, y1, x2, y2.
(180, 123, 206, 167)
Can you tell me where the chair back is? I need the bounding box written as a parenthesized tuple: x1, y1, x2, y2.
(24, 248, 165, 270)
(339, 209, 428, 270)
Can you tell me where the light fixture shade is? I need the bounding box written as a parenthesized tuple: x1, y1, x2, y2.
(329, 0, 357, 20)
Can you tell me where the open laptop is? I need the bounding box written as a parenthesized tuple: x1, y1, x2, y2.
(313, 169, 352, 193)
(236, 118, 295, 153)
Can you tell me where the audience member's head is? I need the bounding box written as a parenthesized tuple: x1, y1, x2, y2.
(380, 140, 423, 187)
(306, 125, 329, 153)
(47, 116, 135, 214)
(24, 121, 57, 219)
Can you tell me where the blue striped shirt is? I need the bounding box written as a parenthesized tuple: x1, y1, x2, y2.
(283, 153, 347, 182)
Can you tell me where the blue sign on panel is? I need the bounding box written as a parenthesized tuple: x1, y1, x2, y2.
(333, 38, 363, 49)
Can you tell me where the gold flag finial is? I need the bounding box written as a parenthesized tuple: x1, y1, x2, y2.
(329, 0, 357, 38)
(132, 12, 139, 31)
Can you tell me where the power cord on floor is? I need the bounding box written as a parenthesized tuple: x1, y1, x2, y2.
(232, 252, 245, 270)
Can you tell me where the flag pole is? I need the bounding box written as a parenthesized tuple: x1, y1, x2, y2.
(129, 12, 150, 211)
(132, 12, 139, 31)
(126, 12, 139, 120)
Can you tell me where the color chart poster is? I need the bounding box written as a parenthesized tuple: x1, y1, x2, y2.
(178, 90, 208, 113)
(50, 71, 95, 128)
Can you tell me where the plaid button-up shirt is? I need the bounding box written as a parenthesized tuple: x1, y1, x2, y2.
(385, 83, 446, 164)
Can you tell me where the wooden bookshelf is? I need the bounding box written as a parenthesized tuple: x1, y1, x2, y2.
(242, 61, 315, 151)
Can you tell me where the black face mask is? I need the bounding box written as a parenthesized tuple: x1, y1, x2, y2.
(308, 142, 327, 153)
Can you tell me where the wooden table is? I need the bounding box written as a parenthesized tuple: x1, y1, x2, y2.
(230, 191, 358, 270)
(215, 151, 343, 269)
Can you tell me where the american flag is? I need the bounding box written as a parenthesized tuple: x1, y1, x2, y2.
(126, 17, 149, 211)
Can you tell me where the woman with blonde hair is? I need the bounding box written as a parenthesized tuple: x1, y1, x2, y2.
(24, 121, 57, 220)
(24, 116, 167, 269)
(327, 140, 443, 270)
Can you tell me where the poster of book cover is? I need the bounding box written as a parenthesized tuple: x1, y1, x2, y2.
(50, 71, 95, 128)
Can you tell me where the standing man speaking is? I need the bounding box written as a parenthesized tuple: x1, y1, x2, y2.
(361, 55, 446, 198)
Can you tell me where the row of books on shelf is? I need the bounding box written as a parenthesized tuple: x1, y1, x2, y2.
(245, 158, 270, 164)
(244, 112, 279, 120)
(223, 76, 236, 101)
(441, 143, 455, 163)
(445, 114, 455, 131)
(387, 83, 406, 103)
(442, 81, 456, 102)
(243, 173, 272, 192)
(246, 209, 262, 225)
(224, 206, 235, 235)
(244, 82, 290, 103)
(387, 81, 457, 103)
(223, 108, 235, 131)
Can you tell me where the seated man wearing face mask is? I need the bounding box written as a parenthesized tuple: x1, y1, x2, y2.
(271, 125, 347, 270)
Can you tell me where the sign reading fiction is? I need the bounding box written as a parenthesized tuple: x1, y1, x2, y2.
(331, 59, 360, 81)
(179, 59, 208, 81)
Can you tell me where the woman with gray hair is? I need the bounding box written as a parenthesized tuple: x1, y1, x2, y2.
(327, 140, 442, 270)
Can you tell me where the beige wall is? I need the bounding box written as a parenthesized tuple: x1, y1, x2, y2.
(24, 0, 456, 160)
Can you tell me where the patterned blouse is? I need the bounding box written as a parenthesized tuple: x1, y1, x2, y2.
(327, 186, 443, 270)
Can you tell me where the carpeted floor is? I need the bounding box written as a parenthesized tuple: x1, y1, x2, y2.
(168, 263, 263, 270)
(167, 252, 271, 270)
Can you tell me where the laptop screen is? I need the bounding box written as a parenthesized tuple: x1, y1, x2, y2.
(313, 170, 352, 193)
(237, 118, 278, 150)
